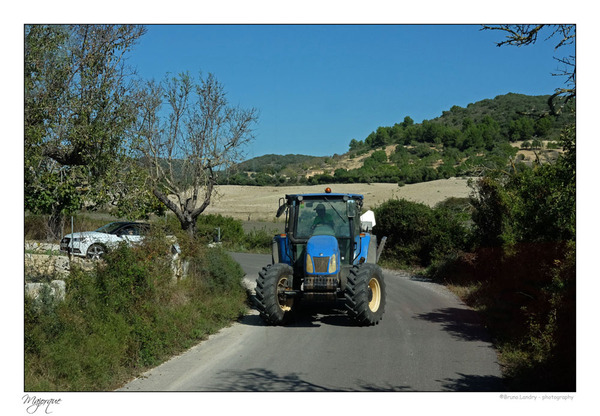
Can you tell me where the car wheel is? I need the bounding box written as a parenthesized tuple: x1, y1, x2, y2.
(87, 243, 106, 260)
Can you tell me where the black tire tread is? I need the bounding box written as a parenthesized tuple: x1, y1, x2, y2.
(255, 263, 293, 325)
(345, 263, 386, 326)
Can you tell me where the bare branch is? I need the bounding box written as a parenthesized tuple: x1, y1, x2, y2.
(482, 24, 576, 116)
(134, 71, 258, 234)
(481, 24, 545, 47)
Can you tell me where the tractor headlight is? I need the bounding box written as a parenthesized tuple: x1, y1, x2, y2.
(328, 254, 337, 273)
(306, 254, 314, 274)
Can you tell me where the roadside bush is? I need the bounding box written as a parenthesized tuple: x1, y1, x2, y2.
(430, 240, 575, 391)
(194, 214, 245, 245)
(186, 245, 246, 293)
(470, 174, 517, 247)
(24, 214, 51, 240)
(242, 228, 274, 252)
(191, 213, 277, 253)
(428, 128, 576, 391)
(373, 198, 470, 267)
(24, 230, 247, 391)
(435, 197, 472, 219)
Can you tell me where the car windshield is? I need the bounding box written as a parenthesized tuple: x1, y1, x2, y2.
(94, 222, 126, 234)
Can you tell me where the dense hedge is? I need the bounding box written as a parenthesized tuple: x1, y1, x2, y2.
(373, 198, 471, 267)
(429, 127, 575, 391)
(371, 124, 575, 390)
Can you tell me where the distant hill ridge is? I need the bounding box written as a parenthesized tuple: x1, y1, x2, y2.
(220, 93, 574, 186)
(431, 92, 573, 128)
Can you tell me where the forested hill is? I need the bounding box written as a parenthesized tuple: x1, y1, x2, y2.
(220, 93, 575, 186)
(431, 93, 574, 134)
(234, 154, 327, 176)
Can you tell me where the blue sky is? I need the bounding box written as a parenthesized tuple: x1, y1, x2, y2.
(128, 24, 572, 159)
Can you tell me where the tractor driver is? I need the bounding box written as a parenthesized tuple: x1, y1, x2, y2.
(312, 203, 334, 230)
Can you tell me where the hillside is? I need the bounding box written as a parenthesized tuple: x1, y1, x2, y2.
(430, 93, 574, 136)
(219, 93, 574, 187)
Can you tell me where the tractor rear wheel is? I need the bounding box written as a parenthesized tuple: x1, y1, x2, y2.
(255, 263, 294, 325)
(345, 263, 386, 326)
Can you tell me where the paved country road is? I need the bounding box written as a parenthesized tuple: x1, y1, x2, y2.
(118, 252, 504, 392)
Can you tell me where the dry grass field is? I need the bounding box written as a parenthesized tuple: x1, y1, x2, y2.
(202, 139, 560, 223)
(203, 177, 474, 223)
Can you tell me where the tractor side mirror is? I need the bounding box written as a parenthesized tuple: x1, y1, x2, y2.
(346, 200, 357, 218)
(276, 203, 287, 218)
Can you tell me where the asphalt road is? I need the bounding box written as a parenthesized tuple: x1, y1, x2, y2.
(118, 252, 504, 392)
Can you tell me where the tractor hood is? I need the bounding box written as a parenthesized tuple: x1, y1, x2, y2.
(305, 235, 340, 275)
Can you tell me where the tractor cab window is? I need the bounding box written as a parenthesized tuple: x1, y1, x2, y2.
(295, 199, 350, 240)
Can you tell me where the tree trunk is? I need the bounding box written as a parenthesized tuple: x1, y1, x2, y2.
(181, 220, 196, 237)
(47, 211, 65, 242)
(152, 187, 201, 237)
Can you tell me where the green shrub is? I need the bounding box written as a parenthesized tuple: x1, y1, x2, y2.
(373, 198, 470, 267)
(186, 246, 245, 293)
(25, 230, 247, 391)
(194, 214, 245, 245)
(470, 174, 517, 247)
(429, 128, 576, 390)
(242, 228, 275, 253)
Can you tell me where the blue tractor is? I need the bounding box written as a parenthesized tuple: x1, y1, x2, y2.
(255, 188, 387, 326)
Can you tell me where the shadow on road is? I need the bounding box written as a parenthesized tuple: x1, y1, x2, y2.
(414, 307, 493, 343)
(210, 368, 336, 391)
(241, 303, 358, 328)
(209, 368, 413, 392)
(438, 373, 505, 391)
(207, 367, 502, 392)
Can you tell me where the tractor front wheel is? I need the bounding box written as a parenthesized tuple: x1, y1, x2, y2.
(255, 263, 294, 325)
(345, 263, 386, 326)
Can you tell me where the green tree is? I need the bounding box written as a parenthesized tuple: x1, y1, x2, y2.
(373, 127, 391, 148)
(401, 116, 414, 128)
(535, 116, 553, 137)
(25, 25, 147, 238)
(349, 138, 362, 151)
(509, 117, 535, 142)
(462, 124, 484, 150)
(370, 150, 388, 164)
(477, 24, 576, 390)
(481, 115, 502, 150)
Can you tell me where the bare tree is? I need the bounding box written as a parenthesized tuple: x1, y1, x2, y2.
(134, 72, 258, 235)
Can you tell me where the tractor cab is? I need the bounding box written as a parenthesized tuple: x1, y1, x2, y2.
(273, 189, 367, 269)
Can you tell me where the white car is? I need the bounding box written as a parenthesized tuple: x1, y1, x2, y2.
(60, 222, 150, 259)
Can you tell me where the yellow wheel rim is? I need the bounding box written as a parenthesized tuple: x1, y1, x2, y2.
(368, 277, 381, 312)
(277, 277, 294, 312)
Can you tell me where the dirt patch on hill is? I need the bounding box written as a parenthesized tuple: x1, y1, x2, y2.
(203, 178, 474, 222)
